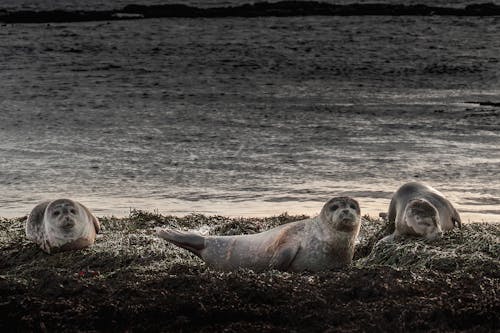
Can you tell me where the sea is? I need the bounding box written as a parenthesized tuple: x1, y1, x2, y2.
(0, 1, 499, 221)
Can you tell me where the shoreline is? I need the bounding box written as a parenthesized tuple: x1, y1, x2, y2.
(1, 2, 500, 23)
(0, 197, 500, 224)
(2, 204, 500, 224)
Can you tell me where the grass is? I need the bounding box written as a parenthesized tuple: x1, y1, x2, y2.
(0, 211, 498, 332)
(1, 211, 498, 279)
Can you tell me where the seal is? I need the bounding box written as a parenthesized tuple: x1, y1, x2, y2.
(25, 199, 100, 254)
(381, 182, 461, 242)
(157, 196, 361, 272)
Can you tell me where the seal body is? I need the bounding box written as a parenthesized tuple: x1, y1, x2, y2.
(383, 182, 461, 241)
(25, 199, 100, 254)
(158, 197, 361, 272)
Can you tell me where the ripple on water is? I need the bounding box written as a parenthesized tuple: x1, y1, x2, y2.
(0, 16, 499, 221)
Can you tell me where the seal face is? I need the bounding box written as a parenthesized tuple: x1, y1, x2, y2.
(404, 199, 441, 239)
(25, 199, 100, 254)
(157, 196, 361, 272)
(381, 182, 461, 242)
(320, 196, 361, 233)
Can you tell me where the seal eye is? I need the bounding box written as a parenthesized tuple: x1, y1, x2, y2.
(350, 204, 357, 210)
(53, 211, 60, 216)
(330, 205, 339, 211)
(70, 209, 76, 214)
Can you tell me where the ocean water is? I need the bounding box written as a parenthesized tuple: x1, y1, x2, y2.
(1, 0, 498, 11)
(0, 15, 499, 220)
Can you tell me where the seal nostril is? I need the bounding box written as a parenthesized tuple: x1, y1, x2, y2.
(342, 209, 349, 215)
(63, 220, 75, 228)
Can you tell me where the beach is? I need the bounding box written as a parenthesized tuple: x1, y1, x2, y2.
(1, 6, 499, 331)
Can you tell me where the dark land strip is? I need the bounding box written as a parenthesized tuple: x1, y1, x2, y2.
(1, 1, 500, 23)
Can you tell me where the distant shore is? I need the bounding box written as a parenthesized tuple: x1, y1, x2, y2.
(1, 1, 500, 23)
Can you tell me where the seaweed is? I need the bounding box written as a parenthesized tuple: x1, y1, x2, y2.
(0, 212, 498, 331)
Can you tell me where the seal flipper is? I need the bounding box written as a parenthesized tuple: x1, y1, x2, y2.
(157, 229, 205, 258)
(269, 243, 300, 271)
(80, 204, 101, 233)
(25, 200, 51, 242)
(376, 233, 395, 245)
(451, 207, 462, 229)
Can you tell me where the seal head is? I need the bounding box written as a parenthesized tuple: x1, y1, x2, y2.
(320, 196, 361, 233)
(403, 199, 443, 240)
(45, 199, 81, 234)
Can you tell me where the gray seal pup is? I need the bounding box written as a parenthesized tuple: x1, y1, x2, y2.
(26, 199, 100, 254)
(157, 197, 361, 272)
(381, 182, 461, 242)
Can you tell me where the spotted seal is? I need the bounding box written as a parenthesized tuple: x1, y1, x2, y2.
(26, 199, 100, 253)
(157, 197, 361, 272)
(381, 182, 461, 242)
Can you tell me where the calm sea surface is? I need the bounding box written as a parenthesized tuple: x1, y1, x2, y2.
(0, 14, 499, 220)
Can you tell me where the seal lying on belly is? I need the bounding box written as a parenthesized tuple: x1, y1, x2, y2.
(157, 197, 361, 272)
(381, 182, 461, 242)
(25, 199, 100, 254)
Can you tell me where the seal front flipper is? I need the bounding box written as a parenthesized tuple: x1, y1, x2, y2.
(80, 204, 101, 233)
(25, 200, 51, 242)
(375, 233, 395, 246)
(451, 207, 462, 228)
(268, 243, 300, 271)
(157, 229, 206, 258)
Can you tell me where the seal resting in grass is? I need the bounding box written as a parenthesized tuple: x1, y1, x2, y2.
(26, 199, 100, 254)
(380, 182, 461, 242)
(157, 197, 361, 272)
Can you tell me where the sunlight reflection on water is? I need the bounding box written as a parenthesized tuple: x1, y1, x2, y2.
(0, 16, 499, 221)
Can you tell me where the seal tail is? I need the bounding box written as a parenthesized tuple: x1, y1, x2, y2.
(157, 229, 205, 258)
